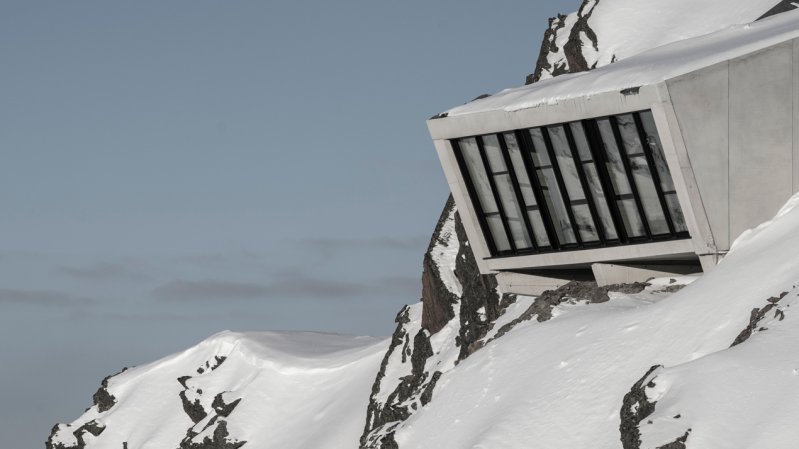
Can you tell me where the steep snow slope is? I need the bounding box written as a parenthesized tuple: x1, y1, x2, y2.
(531, 0, 793, 82)
(47, 332, 387, 449)
(389, 195, 799, 449)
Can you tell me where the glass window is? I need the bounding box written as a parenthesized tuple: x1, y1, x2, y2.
(528, 129, 577, 245)
(570, 122, 618, 241)
(453, 110, 689, 257)
(597, 119, 646, 238)
(548, 125, 599, 243)
(616, 115, 669, 235)
(504, 132, 551, 247)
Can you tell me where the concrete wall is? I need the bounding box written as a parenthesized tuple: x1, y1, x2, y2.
(667, 39, 797, 252)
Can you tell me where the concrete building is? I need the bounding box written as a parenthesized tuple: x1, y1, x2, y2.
(427, 11, 799, 294)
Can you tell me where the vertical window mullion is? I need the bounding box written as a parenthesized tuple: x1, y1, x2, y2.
(516, 129, 560, 250)
(583, 119, 630, 243)
(476, 136, 517, 254)
(633, 112, 676, 236)
(563, 123, 607, 245)
(608, 116, 653, 240)
(451, 139, 499, 255)
(497, 133, 539, 252)
(541, 127, 584, 247)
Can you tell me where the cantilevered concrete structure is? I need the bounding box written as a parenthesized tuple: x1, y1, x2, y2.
(428, 11, 799, 294)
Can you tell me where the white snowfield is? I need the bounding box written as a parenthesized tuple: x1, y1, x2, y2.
(537, 0, 785, 83)
(393, 194, 799, 449)
(49, 331, 387, 449)
(447, 8, 799, 116)
(54, 192, 799, 449)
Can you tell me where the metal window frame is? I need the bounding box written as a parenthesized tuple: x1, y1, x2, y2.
(450, 109, 690, 259)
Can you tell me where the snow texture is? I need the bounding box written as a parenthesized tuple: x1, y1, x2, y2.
(533, 0, 789, 82)
(48, 331, 386, 449)
(449, 8, 799, 116)
(390, 192, 799, 448)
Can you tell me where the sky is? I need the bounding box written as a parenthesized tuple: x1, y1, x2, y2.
(0, 1, 577, 447)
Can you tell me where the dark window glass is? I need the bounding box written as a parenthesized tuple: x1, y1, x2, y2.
(483, 135, 533, 250)
(570, 122, 619, 241)
(452, 110, 689, 257)
(597, 119, 647, 238)
(616, 114, 669, 235)
(529, 128, 577, 245)
(504, 132, 551, 247)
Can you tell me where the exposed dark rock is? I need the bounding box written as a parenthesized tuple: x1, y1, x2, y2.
(180, 421, 245, 449)
(361, 306, 414, 448)
(529, 0, 601, 84)
(563, 0, 600, 76)
(731, 291, 788, 347)
(619, 365, 662, 449)
(46, 421, 106, 449)
(91, 367, 127, 413)
(410, 330, 433, 378)
(758, 0, 799, 20)
(489, 281, 647, 343)
(453, 209, 504, 361)
(421, 195, 459, 334)
(420, 371, 442, 406)
(180, 390, 208, 424)
(212, 394, 242, 418)
(656, 430, 691, 449)
(528, 13, 567, 84)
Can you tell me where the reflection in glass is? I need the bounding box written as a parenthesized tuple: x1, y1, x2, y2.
(504, 132, 551, 247)
(454, 110, 689, 257)
(529, 129, 577, 245)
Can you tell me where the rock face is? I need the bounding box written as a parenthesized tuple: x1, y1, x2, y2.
(360, 196, 511, 448)
(527, 0, 795, 85)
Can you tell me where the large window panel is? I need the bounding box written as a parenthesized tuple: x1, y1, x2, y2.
(483, 135, 533, 250)
(570, 122, 619, 241)
(639, 111, 688, 233)
(547, 125, 600, 243)
(597, 119, 647, 238)
(504, 132, 551, 247)
(459, 138, 498, 214)
(529, 128, 577, 245)
(616, 115, 670, 235)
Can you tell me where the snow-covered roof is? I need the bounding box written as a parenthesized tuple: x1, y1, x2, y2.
(445, 9, 799, 117)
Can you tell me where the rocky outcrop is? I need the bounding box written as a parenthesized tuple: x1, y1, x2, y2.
(731, 291, 789, 346)
(46, 421, 106, 449)
(361, 196, 509, 447)
(177, 357, 245, 449)
(488, 281, 646, 344)
(619, 365, 663, 449)
(528, 0, 602, 84)
(421, 196, 459, 334)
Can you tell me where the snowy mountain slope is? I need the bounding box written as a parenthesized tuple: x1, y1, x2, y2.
(385, 194, 799, 449)
(529, 0, 794, 83)
(47, 332, 387, 449)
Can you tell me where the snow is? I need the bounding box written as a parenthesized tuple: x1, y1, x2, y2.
(430, 205, 462, 297)
(51, 331, 387, 449)
(446, 9, 799, 116)
(393, 192, 799, 448)
(537, 0, 784, 82)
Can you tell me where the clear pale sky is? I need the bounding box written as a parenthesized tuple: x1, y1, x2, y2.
(0, 1, 576, 447)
